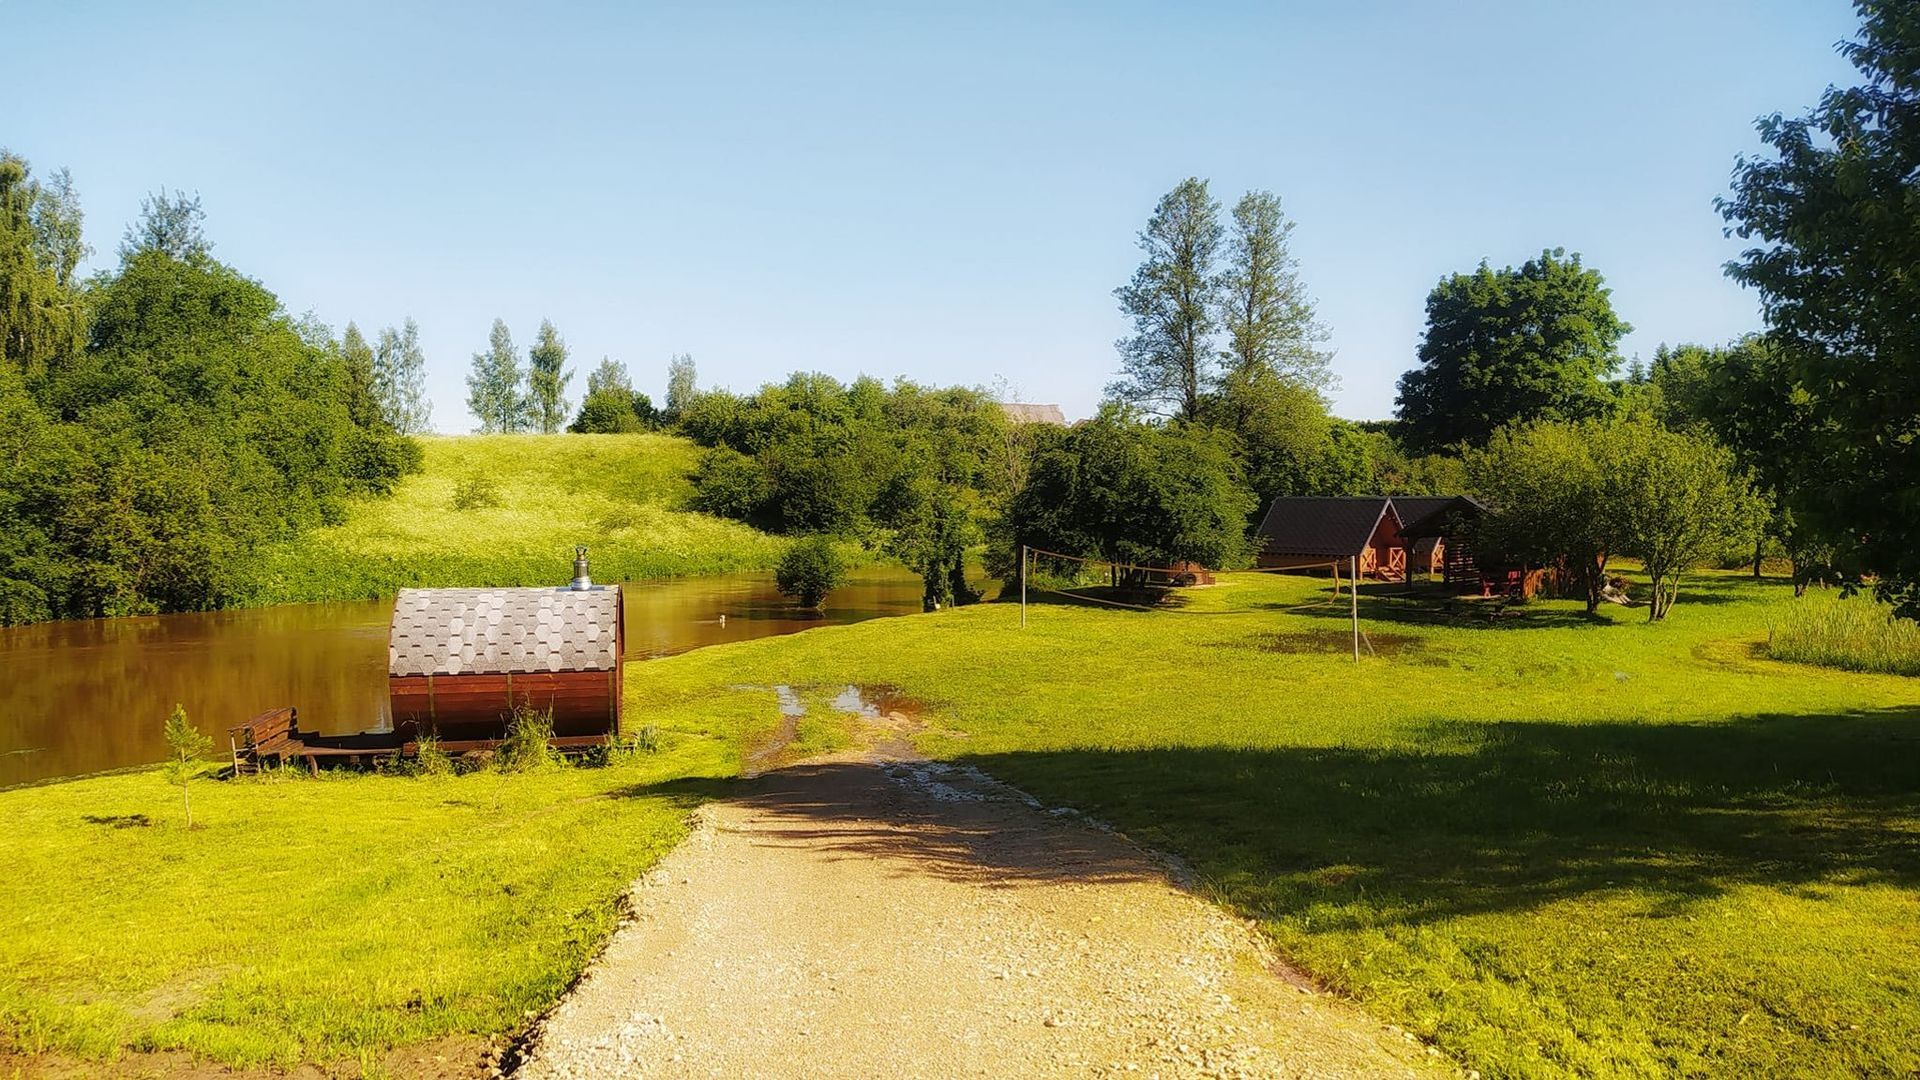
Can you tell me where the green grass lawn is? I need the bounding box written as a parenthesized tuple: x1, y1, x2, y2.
(0, 711, 763, 1071)
(247, 433, 785, 604)
(628, 571, 1920, 1079)
(4, 570, 1916, 1077)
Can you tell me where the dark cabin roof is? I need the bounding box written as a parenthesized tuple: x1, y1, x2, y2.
(1394, 495, 1487, 539)
(389, 587, 620, 678)
(1255, 497, 1399, 558)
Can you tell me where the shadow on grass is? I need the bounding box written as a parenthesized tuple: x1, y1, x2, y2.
(950, 706, 1920, 928)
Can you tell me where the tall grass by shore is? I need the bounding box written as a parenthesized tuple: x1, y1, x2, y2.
(1770, 593, 1920, 676)
(245, 434, 786, 604)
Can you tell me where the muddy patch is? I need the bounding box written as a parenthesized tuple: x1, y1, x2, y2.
(737, 684, 929, 773)
(1252, 630, 1436, 659)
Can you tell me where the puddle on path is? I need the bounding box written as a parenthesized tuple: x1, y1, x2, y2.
(740, 684, 926, 775)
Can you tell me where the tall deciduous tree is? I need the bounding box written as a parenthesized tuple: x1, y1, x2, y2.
(664, 353, 698, 420)
(1719, 0, 1920, 616)
(1612, 421, 1766, 621)
(1396, 249, 1630, 454)
(466, 318, 525, 433)
(0, 154, 86, 378)
(1109, 178, 1222, 421)
(118, 188, 208, 264)
(526, 318, 573, 434)
(1217, 190, 1331, 389)
(374, 318, 433, 435)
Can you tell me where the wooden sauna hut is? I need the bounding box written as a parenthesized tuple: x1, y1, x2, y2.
(387, 547, 624, 749)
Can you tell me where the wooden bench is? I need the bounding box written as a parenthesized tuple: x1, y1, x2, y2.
(228, 707, 299, 775)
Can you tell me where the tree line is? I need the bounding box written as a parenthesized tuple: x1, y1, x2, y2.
(0, 154, 426, 624)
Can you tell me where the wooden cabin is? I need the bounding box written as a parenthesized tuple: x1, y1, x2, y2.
(1392, 495, 1550, 598)
(387, 573, 623, 744)
(1385, 497, 1463, 579)
(1254, 497, 1407, 580)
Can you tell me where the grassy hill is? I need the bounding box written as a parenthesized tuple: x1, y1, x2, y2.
(247, 434, 785, 604)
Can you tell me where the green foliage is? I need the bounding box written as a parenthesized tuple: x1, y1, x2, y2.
(409, 735, 457, 777)
(1473, 417, 1762, 618)
(1396, 248, 1631, 453)
(1007, 406, 1254, 571)
(1611, 421, 1767, 620)
(690, 445, 771, 521)
(466, 318, 526, 433)
(569, 357, 657, 433)
(449, 472, 501, 511)
(0, 153, 86, 379)
(372, 318, 433, 435)
(775, 534, 846, 608)
(1218, 189, 1331, 389)
(680, 373, 1013, 548)
(1719, 3, 1920, 614)
(1771, 593, 1920, 676)
(526, 318, 574, 434)
(1473, 419, 1630, 612)
(494, 705, 564, 773)
(0, 161, 422, 624)
(1109, 177, 1223, 420)
(884, 480, 981, 610)
(160, 704, 212, 828)
(663, 352, 697, 421)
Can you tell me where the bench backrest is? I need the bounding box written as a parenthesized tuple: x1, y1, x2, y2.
(234, 707, 297, 755)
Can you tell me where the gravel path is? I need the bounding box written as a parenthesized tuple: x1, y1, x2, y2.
(515, 720, 1447, 1079)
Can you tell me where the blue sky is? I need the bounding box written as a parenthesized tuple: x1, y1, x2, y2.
(11, 1, 1862, 430)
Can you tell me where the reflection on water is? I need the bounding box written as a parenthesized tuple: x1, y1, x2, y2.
(0, 567, 972, 787)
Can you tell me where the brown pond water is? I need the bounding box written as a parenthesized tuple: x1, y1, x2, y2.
(0, 567, 967, 787)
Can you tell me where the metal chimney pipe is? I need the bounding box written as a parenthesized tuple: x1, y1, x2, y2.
(570, 545, 592, 590)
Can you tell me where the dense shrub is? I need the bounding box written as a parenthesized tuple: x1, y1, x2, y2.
(690, 446, 770, 521)
(774, 535, 846, 608)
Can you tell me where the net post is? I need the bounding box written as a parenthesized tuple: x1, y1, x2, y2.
(1351, 555, 1361, 662)
(1020, 545, 1028, 628)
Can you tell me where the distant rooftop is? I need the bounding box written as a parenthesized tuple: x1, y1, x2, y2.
(998, 402, 1067, 425)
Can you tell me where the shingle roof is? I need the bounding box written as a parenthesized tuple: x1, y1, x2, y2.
(999, 402, 1067, 425)
(389, 587, 620, 677)
(1393, 495, 1486, 539)
(1255, 497, 1398, 558)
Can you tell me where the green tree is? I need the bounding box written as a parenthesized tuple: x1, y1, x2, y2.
(1396, 249, 1630, 453)
(1612, 421, 1766, 621)
(161, 703, 212, 828)
(664, 353, 698, 421)
(569, 357, 655, 433)
(1217, 190, 1331, 389)
(466, 318, 525, 433)
(775, 535, 845, 608)
(1200, 363, 1333, 513)
(690, 446, 770, 520)
(1109, 178, 1222, 420)
(0, 153, 86, 378)
(526, 318, 573, 434)
(1718, 0, 1920, 615)
(374, 318, 433, 435)
(1470, 419, 1622, 615)
(1007, 407, 1254, 574)
(885, 479, 981, 611)
(118, 188, 208, 264)
(339, 322, 379, 429)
